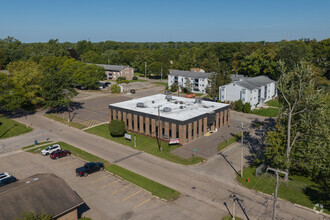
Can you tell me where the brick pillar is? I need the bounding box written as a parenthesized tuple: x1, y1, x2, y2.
(151, 118, 156, 137)
(203, 117, 208, 134)
(198, 119, 203, 136)
(133, 114, 138, 132)
(108, 109, 112, 124)
(171, 123, 176, 139)
(187, 123, 192, 142)
(113, 110, 117, 120)
(145, 117, 150, 136)
(117, 111, 122, 121)
(139, 115, 144, 133)
(193, 121, 198, 139)
(215, 112, 219, 129)
(179, 124, 186, 145)
(220, 111, 223, 128)
(123, 112, 127, 127)
(228, 108, 231, 125)
(164, 121, 169, 140)
(224, 109, 227, 126)
(127, 113, 132, 130)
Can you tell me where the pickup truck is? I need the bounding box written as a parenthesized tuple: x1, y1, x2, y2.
(76, 162, 104, 177)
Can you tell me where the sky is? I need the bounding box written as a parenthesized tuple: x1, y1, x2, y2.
(0, 0, 329, 43)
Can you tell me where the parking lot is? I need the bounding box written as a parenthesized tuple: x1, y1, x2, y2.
(0, 150, 222, 219)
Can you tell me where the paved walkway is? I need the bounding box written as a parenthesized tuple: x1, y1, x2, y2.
(1, 111, 327, 220)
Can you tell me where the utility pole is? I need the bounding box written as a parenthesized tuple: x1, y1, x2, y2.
(144, 62, 147, 78)
(266, 167, 288, 220)
(240, 122, 244, 177)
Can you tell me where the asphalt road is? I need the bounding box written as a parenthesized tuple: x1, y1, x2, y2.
(2, 112, 327, 220)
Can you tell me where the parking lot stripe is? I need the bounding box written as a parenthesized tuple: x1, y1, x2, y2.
(112, 185, 130, 195)
(100, 179, 120, 189)
(134, 198, 151, 209)
(123, 190, 142, 201)
(91, 175, 111, 183)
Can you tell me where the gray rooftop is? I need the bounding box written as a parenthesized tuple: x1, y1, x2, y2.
(235, 75, 275, 90)
(109, 94, 229, 121)
(169, 70, 213, 79)
(230, 74, 249, 82)
(95, 64, 129, 71)
(0, 173, 84, 220)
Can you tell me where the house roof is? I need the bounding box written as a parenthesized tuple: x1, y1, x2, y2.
(169, 70, 213, 79)
(230, 74, 249, 82)
(235, 75, 275, 90)
(0, 173, 84, 220)
(95, 64, 129, 71)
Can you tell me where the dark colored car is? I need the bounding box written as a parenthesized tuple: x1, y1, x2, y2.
(164, 91, 172, 95)
(50, 150, 71, 160)
(130, 89, 136, 94)
(0, 173, 17, 187)
(202, 97, 218, 102)
(76, 162, 104, 177)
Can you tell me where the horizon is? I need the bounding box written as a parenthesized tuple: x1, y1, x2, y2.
(1, 0, 329, 43)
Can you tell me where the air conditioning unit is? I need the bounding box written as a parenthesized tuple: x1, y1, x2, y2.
(163, 107, 171, 112)
(137, 102, 145, 107)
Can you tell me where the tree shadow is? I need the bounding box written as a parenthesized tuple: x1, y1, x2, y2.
(45, 102, 85, 114)
(0, 108, 35, 119)
(0, 124, 18, 138)
(304, 186, 329, 210)
(77, 203, 90, 218)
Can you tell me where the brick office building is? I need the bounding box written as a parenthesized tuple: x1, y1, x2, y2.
(108, 94, 230, 145)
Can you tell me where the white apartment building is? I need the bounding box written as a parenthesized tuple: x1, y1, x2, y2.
(219, 75, 277, 109)
(168, 70, 213, 94)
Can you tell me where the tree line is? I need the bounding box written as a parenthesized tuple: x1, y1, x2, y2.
(0, 37, 329, 81)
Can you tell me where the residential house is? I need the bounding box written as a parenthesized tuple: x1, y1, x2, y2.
(168, 70, 213, 94)
(95, 64, 134, 80)
(0, 173, 84, 220)
(219, 75, 277, 109)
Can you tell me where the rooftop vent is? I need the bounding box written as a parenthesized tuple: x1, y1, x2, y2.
(180, 101, 184, 104)
(137, 102, 145, 107)
(180, 106, 184, 109)
(163, 107, 171, 112)
(195, 99, 202, 104)
(175, 101, 178, 104)
(165, 95, 172, 100)
(152, 100, 155, 104)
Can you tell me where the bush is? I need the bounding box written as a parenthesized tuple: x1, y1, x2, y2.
(182, 87, 188, 93)
(132, 76, 138, 80)
(117, 76, 126, 81)
(170, 83, 178, 92)
(243, 102, 251, 113)
(234, 100, 243, 112)
(111, 84, 121, 93)
(109, 120, 126, 137)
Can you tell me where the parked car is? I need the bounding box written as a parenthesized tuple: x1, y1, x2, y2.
(0, 172, 17, 187)
(41, 144, 62, 156)
(76, 162, 104, 177)
(185, 93, 195, 98)
(99, 83, 105, 89)
(104, 82, 111, 87)
(130, 89, 135, 94)
(50, 150, 71, 160)
(164, 91, 172, 95)
(202, 97, 218, 102)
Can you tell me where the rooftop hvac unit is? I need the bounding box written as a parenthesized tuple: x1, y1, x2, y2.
(195, 99, 202, 104)
(137, 102, 145, 107)
(180, 106, 184, 109)
(165, 95, 172, 100)
(163, 107, 171, 112)
(175, 101, 178, 104)
(180, 101, 184, 104)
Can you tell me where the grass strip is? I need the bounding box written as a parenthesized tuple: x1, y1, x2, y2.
(237, 166, 329, 214)
(85, 124, 204, 165)
(222, 216, 243, 220)
(27, 141, 179, 200)
(22, 141, 53, 150)
(44, 114, 87, 129)
(107, 164, 180, 201)
(217, 134, 241, 152)
(265, 99, 281, 108)
(251, 108, 279, 117)
(0, 114, 32, 139)
(128, 79, 147, 83)
(151, 82, 168, 86)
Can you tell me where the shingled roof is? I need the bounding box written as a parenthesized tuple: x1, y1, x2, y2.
(0, 173, 84, 220)
(95, 64, 129, 71)
(235, 75, 275, 90)
(169, 70, 213, 79)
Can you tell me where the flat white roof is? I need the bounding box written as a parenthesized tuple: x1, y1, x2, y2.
(109, 94, 229, 121)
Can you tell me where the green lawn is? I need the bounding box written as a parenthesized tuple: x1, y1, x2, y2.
(222, 216, 243, 220)
(251, 107, 279, 117)
(0, 115, 32, 139)
(265, 99, 281, 108)
(27, 141, 179, 200)
(237, 166, 329, 214)
(44, 114, 87, 129)
(85, 124, 204, 165)
(151, 82, 168, 86)
(217, 134, 241, 152)
(127, 79, 147, 83)
(22, 141, 53, 150)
